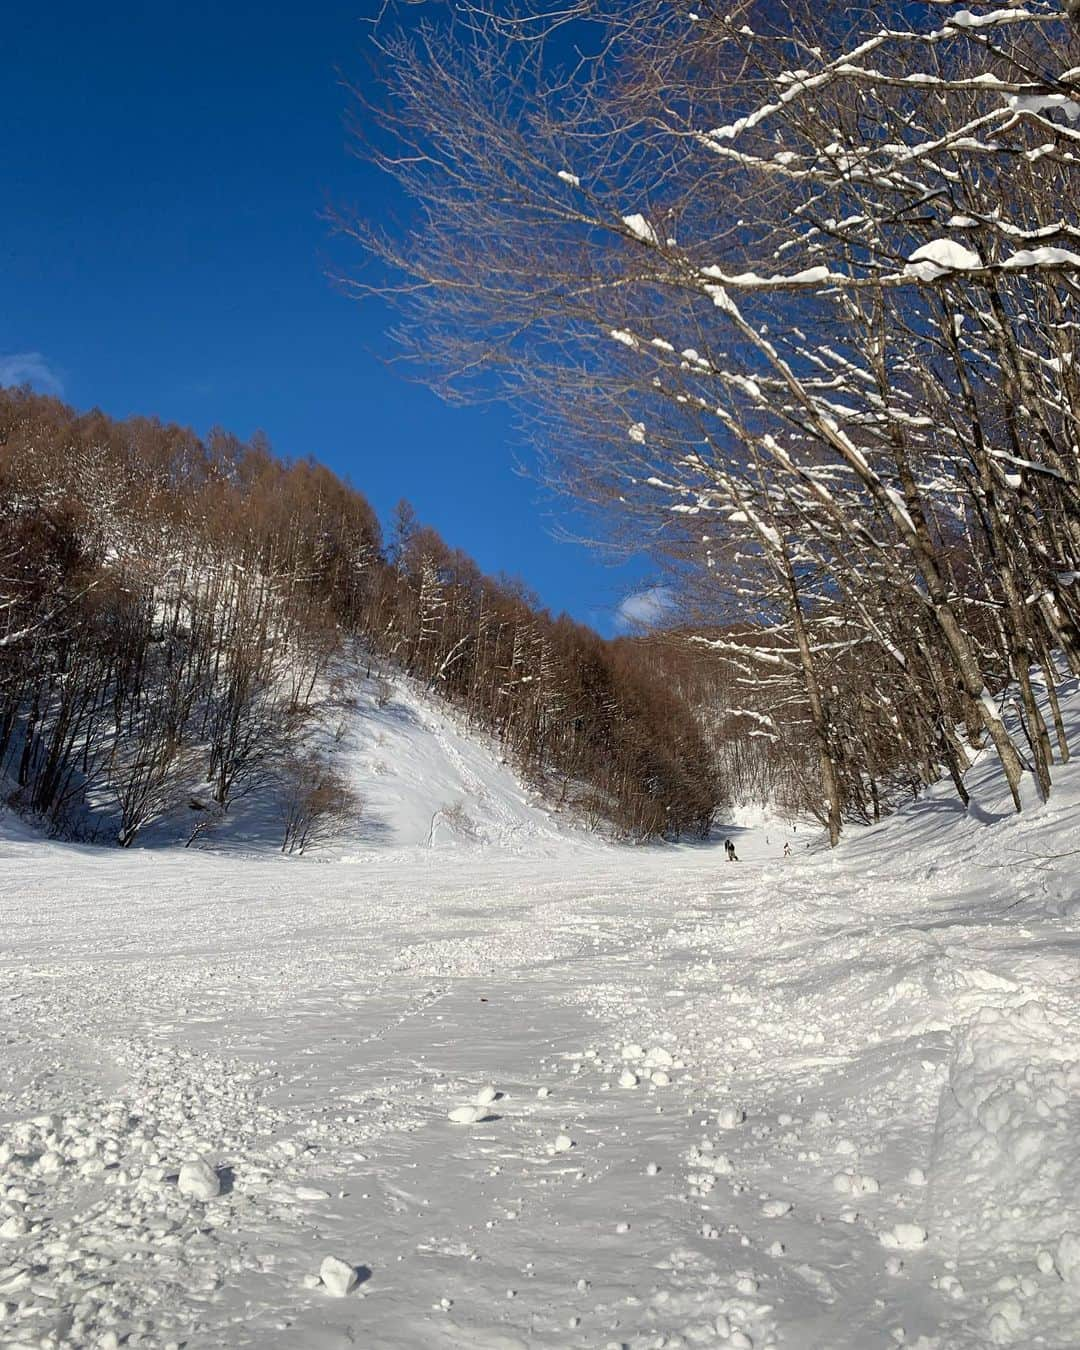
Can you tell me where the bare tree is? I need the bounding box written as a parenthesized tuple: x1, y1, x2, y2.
(278, 754, 362, 855)
(341, 0, 1080, 835)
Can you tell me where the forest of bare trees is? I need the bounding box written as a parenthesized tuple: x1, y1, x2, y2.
(4, 2, 1077, 850)
(0, 388, 719, 846)
(346, 0, 1080, 842)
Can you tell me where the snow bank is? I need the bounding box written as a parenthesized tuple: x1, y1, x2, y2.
(931, 1000, 1080, 1258)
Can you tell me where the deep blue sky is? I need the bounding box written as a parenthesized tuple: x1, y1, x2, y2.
(1, 2, 652, 634)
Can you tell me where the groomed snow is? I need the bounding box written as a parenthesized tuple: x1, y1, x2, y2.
(1, 677, 1079, 1347)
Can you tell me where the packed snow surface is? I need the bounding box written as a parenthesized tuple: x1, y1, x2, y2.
(2, 679, 1079, 1348)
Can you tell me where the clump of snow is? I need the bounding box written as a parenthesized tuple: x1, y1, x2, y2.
(1056, 1232, 1080, 1286)
(907, 239, 983, 274)
(622, 213, 658, 245)
(177, 1158, 220, 1201)
(879, 1223, 928, 1250)
(448, 1104, 486, 1124)
(833, 1171, 879, 1196)
(1002, 247, 1080, 271)
(37, 1149, 64, 1176)
(1006, 93, 1080, 121)
(987, 1296, 1024, 1343)
(318, 1255, 359, 1297)
(296, 1185, 330, 1200)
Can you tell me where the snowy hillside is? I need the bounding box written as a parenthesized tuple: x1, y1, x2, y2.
(19, 668, 596, 860)
(1, 679, 1078, 1348)
(332, 675, 591, 857)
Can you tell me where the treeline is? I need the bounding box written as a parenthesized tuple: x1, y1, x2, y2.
(353, 0, 1080, 843)
(376, 502, 718, 836)
(0, 387, 719, 845)
(636, 626, 1015, 836)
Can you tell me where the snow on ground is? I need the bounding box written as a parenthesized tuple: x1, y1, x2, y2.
(1, 678, 1079, 1349)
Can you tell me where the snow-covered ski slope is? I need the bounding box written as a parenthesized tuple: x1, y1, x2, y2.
(2, 678, 1079, 1349)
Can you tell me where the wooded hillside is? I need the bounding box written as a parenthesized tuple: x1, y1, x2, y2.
(0, 388, 720, 845)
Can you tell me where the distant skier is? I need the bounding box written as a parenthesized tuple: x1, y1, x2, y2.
(783, 841, 792, 858)
(724, 838, 739, 862)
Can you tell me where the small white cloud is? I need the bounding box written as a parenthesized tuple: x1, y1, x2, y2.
(615, 585, 675, 632)
(0, 351, 64, 395)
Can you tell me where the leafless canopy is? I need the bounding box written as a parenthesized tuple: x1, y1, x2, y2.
(342, 0, 1080, 839)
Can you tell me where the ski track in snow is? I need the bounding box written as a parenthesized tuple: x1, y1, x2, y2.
(2, 693, 1080, 1347)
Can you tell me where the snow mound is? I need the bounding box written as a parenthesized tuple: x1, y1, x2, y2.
(930, 1000, 1080, 1258)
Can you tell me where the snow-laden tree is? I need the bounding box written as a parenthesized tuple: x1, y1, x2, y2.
(347, 0, 1080, 833)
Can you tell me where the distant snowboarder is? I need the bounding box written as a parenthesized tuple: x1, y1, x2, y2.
(724, 839, 739, 862)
